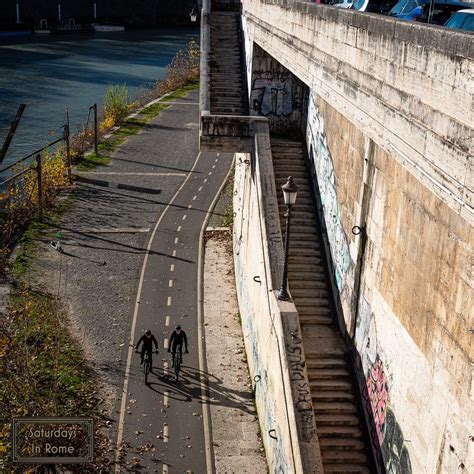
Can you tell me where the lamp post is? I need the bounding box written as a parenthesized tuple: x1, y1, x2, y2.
(189, 7, 197, 22)
(278, 176, 298, 301)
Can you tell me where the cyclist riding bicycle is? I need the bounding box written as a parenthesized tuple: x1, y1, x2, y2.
(135, 329, 159, 372)
(167, 324, 188, 367)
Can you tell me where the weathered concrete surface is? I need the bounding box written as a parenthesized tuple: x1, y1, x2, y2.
(239, 2, 473, 472)
(242, 0, 473, 223)
(232, 122, 323, 473)
(203, 230, 267, 473)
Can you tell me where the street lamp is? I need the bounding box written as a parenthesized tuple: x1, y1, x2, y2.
(189, 7, 197, 22)
(278, 176, 298, 301)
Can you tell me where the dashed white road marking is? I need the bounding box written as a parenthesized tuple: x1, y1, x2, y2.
(174, 237, 179, 244)
(164, 391, 170, 408)
(188, 204, 192, 209)
(198, 186, 203, 191)
(182, 214, 187, 220)
(170, 264, 174, 272)
(177, 226, 181, 232)
(163, 423, 169, 443)
(215, 158, 218, 162)
(163, 464, 169, 474)
(192, 195, 197, 200)
(208, 171, 212, 176)
(203, 178, 207, 183)
(169, 280, 173, 288)
(212, 165, 216, 169)
(164, 338, 169, 350)
(165, 316, 170, 326)
(167, 296, 172, 306)
(172, 250, 176, 257)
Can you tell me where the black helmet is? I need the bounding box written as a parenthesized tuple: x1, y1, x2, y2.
(175, 324, 181, 330)
(145, 329, 151, 335)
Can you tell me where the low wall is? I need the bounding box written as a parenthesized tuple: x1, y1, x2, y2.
(233, 121, 322, 473)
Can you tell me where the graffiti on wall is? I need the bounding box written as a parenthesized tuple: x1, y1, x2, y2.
(356, 299, 412, 473)
(251, 78, 294, 116)
(306, 91, 355, 301)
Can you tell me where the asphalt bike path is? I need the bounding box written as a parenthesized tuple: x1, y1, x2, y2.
(114, 90, 233, 472)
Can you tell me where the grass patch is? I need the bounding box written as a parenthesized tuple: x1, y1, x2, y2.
(75, 82, 197, 172)
(0, 287, 108, 471)
(11, 198, 72, 279)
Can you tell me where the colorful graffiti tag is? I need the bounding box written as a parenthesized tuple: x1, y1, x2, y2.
(363, 354, 389, 442)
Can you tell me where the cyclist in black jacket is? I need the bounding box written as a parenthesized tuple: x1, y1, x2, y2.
(167, 325, 188, 367)
(135, 329, 158, 372)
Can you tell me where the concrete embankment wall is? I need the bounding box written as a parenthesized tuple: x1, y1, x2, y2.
(242, 1, 473, 472)
(233, 122, 323, 473)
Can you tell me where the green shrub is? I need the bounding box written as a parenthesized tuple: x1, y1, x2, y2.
(103, 83, 130, 125)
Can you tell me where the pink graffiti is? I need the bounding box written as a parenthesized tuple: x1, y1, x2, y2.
(364, 355, 389, 443)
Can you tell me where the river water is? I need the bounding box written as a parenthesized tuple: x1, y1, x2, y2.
(0, 28, 199, 167)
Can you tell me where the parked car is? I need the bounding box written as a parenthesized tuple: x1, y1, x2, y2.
(443, 8, 474, 29)
(328, 0, 354, 8)
(388, 0, 471, 23)
(351, 0, 398, 14)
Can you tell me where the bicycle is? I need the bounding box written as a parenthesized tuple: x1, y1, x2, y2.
(136, 350, 157, 385)
(171, 347, 188, 381)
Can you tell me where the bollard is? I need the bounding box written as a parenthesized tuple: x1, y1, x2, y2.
(93, 103, 98, 155)
(64, 123, 72, 183)
(36, 153, 43, 221)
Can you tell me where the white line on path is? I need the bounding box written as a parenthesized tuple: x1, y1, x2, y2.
(192, 195, 197, 200)
(177, 226, 181, 232)
(174, 237, 179, 244)
(215, 158, 218, 162)
(208, 171, 212, 176)
(164, 391, 170, 408)
(163, 464, 169, 474)
(115, 152, 204, 473)
(165, 316, 170, 326)
(172, 250, 176, 257)
(212, 165, 215, 169)
(198, 186, 203, 191)
(77, 172, 186, 176)
(188, 204, 192, 209)
(182, 215, 187, 220)
(167, 296, 172, 306)
(169, 280, 173, 288)
(203, 178, 207, 183)
(164, 338, 169, 350)
(163, 423, 169, 443)
(170, 264, 174, 272)
(196, 154, 236, 474)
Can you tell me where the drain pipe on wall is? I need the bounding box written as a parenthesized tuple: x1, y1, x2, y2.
(350, 138, 375, 341)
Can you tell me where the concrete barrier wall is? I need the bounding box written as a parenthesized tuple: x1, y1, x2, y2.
(242, 1, 473, 471)
(233, 122, 323, 473)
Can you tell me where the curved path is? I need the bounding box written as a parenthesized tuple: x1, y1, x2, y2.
(109, 90, 233, 472)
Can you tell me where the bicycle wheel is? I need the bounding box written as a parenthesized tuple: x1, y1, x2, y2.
(144, 358, 150, 384)
(174, 353, 181, 381)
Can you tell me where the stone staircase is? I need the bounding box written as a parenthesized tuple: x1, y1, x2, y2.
(271, 137, 372, 473)
(209, 11, 245, 115)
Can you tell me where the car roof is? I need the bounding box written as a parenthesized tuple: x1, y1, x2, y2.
(451, 8, 474, 12)
(420, 0, 471, 5)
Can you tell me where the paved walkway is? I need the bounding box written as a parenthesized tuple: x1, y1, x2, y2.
(203, 230, 266, 473)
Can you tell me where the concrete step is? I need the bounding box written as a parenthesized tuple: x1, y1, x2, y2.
(289, 226, 318, 235)
(289, 271, 326, 282)
(313, 402, 358, 415)
(310, 379, 353, 391)
(315, 414, 360, 427)
(316, 425, 363, 439)
(291, 288, 328, 299)
(288, 247, 320, 257)
(313, 391, 356, 404)
(292, 297, 329, 307)
(290, 279, 326, 289)
(299, 314, 333, 325)
(307, 368, 350, 380)
(322, 464, 369, 473)
(319, 437, 366, 452)
(307, 357, 346, 369)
